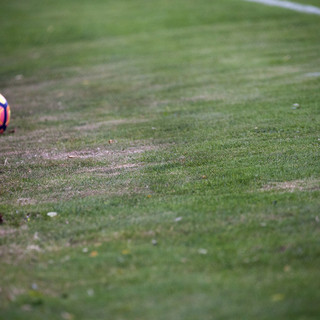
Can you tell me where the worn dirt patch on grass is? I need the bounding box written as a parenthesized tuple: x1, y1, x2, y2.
(38, 114, 73, 123)
(77, 163, 142, 176)
(261, 179, 320, 192)
(0, 227, 18, 238)
(43, 166, 147, 201)
(1, 143, 169, 206)
(43, 145, 156, 161)
(1, 129, 71, 159)
(74, 118, 148, 131)
(17, 198, 37, 205)
(181, 94, 226, 102)
(2, 142, 157, 163)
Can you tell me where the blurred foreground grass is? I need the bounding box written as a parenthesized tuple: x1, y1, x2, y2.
(0, 0, 320, 319)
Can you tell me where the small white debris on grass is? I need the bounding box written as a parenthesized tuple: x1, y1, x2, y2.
(175, 217, 182, 222)
(292, 103, 300, 109)
(33, 232, 40, 240)
(198, 248, 208, 255)
(82, 248, 88, 253)
(87, 289, 94, 296)
(31, 283, 38, 290)
(61, 311, 74, 320)
(151, 239, 158, 246)
(47, 212, 58, 218)
(15, 74, 23, 81)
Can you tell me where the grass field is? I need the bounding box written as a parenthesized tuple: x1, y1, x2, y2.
(1, 0, 320, 319)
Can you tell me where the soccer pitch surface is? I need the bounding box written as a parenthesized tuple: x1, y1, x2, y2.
(1, 0, 320, 319)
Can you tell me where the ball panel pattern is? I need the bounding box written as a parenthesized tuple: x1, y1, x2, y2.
(0, 94, 6, 105)
(6, 105, 11, 126)
(0, 107, 4, 126)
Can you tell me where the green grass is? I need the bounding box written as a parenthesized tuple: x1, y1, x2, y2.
(1, 0, 320, 319)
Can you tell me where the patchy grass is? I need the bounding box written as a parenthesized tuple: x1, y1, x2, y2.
(261, 179, 320, 192)
(1, 0, 320, 319)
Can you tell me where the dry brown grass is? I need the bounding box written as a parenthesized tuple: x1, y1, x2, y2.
(261, 179, 320, 192)
(42, 145, 156, 160)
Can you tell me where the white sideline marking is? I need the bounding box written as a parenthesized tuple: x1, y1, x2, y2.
(245, 0, 320, 15)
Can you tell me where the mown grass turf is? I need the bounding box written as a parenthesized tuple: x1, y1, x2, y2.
(1, 0, 320, 319)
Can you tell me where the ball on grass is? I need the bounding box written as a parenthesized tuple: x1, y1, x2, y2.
(0, 93, 11, 134)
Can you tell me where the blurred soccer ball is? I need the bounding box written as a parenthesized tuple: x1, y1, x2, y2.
(0, 94, 11, 134)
